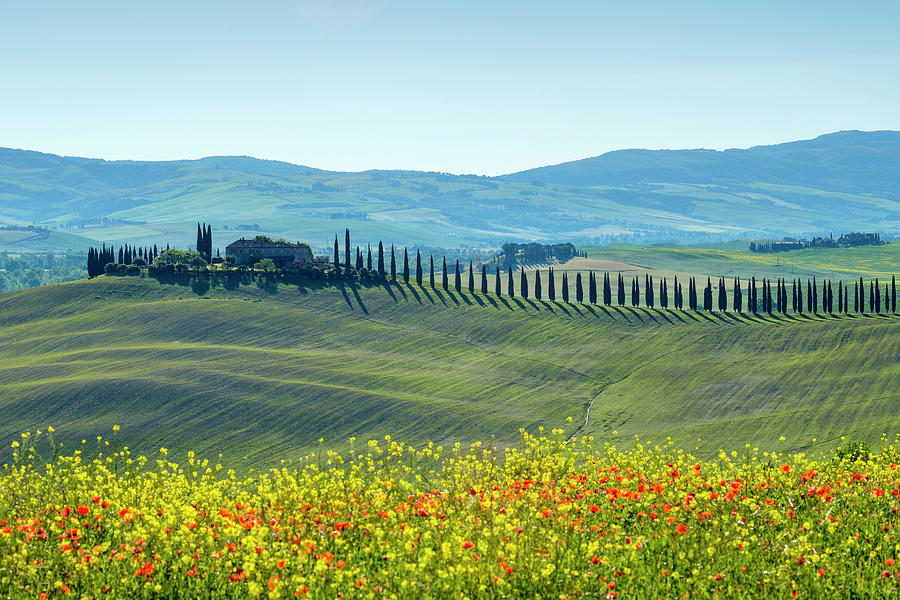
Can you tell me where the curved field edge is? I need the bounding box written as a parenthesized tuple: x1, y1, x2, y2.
(0, 276, 897, 469)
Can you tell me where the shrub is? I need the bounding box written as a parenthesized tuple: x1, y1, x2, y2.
(125, 265, 141, 276)
(132, 257, 148, 267)
(835, 440, 872, 463)
(103, 262, 119, 275)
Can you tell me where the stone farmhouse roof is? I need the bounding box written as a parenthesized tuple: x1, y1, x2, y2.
(226, 239, 310, 249)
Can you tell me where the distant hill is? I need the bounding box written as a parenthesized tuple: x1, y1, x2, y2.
(0, 277, 897, 469)
(1, 131, 898, 251)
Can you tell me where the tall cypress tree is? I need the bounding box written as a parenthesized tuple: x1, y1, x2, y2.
(344, 229, 351, 269)
(520, 267, 528, 299)
(197, 223, 203, 257)
(588, 272, 597, 304)
(535, 269, 542, 300)
(495, 266, 502, 296)
(644, 275, 651, 308)
(603, 273, 611, 305)
(333, 236, 340, 267)
(377, 242, 385, 276)
(859, 277, 865, 313)
(402, 248, 409, 283)
(367, 245, 373, 271)
(429, 256, 435, 287)
(442, 257, 449, 290)
(792, 280, 797, 312)
(733, 278, 742, 313)
(454, 260, 461, 292)
(562, 272, 569, 303)
(678, 282, 684, 310)
(390, 245, 397, 279)
(118, 246, 124, 264)
(854, 282, 859, 313)
(468, 261, 475, 293)
(660, 277, 668, 309)
(481, 264, 488, 294)
(355, 246, 362, 270)
(869, 280, 874, 313)
(875, 279, 881, 314)
(507, 267, 514, 297)
(718, 277, 727, 312)
(631, 277, 639, 307)
(416, 251, 423, 285)
(617, 273, 625, 306)
(892, 275, 896, 314)
(548, 268, 556, 301)
(689, 277, 697, 311)
(576, 273, 584, 303)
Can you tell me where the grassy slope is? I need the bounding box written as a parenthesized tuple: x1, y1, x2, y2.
(0, 276, 897, 469)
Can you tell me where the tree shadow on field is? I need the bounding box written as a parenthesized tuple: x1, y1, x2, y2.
(525, 299, 541, 311)
(350, 285, 369, 315)
(539, 300, 556, 314)
(381, 283, 398, 303)
(511, 298, 527, 311)
(484, 294, 499, 309)
(679, 310, 699, 323)
(418, 285, 436, 305)
(653, 309, 673, 324)
(497, 296, 514, 311)
(432, 288, 449, 306)
(404, 283, 423, 305)
(472, 293, 486, 307)
(551, 301, 570, 316)
(444, 290, 463, 306)
(191, 277, 211, 296)
(608, 306, 630, 322)
(392, 282, 409, 302)
(638, 308, 660, 324)
(623, 307, 644, 323)
(339, 285, 353, 309)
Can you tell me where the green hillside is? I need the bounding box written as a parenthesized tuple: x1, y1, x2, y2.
(1, 276, 897, 469)
(2, 131, 899, 251)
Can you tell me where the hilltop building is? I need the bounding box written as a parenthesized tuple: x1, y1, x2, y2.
(225, 237, 314, 267)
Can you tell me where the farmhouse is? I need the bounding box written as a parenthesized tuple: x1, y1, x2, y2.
(225, 237, 314, 267)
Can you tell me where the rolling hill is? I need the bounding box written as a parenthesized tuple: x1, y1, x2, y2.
(1, 276, 896, 469)
(1, 131, 898, 251)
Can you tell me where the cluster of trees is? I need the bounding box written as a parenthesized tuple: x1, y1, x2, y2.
(196, 223, 214, 262)
(497, 243, 577, 268)
(0, 252, 85, 292)
(750, 232, 886, 253)
(86, 243, 162, 277)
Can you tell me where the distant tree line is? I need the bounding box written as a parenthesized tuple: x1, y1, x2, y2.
(496, 242, 578, 268)
(750, 232, 885, 253)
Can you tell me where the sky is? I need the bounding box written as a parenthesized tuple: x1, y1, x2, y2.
(1, 0, 898, 175)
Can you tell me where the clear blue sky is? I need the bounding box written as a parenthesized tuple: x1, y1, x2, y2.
(2, 1, 898, 175)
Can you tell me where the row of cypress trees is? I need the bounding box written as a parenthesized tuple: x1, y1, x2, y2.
(332, 232, 899, 315)
(196, 223, 213, 262)
(86, 243, 162, 278)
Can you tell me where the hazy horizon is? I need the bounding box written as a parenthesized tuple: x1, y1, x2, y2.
(3, 1, 899, 175)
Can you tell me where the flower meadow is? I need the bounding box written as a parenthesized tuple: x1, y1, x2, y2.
(3, 428, 900, 599)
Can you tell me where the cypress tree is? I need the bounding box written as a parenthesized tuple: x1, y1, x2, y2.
(603, 273, 611, 305)
(520, 267, 529, 299)
(796, 279, 803, 315)
(689, 277, 697, 311)
(429, 256, 435, 287)
(859, 277, 864, 313)
(535, 269, 542, 300)
(875, 279, 881, 314)
(674, 275, 681, 310)
(495, 266, 501, 296)
(828, 281, 834, 313)
(367, 245, 373, 270)
(678, 282, 684, 310)
(390, 245, 397, 279)
(733, 278, 742, 313)
(402, 248, 409, 283)
(588, 272, 597, 304)
(644, 275, 651, 308)
(854, 282, 859, 313)
(718, 277, 727, 312)
(892, 275, 896, 313)
(197, 223, 203, 257)
(661, 277, 668, 309)
(792, 280, 797, 312)
(869, 280, 874, 313)
(617, 273, 625, 306)
(481, 264, 488, 294)
(507, 267, 514, 297)
(811, 278, 819, 313)
(751, 277, 758, 313)
(468, 262, 475, 293)
(631, 277, 639, 307)
(333, 236, 340, 267)
(416, 251, 423, 285)
(805, 280, 812, 313)
(118, 246, 124, 264)
(356, 246, 363, 270)
(562, 272, 569, 303)
(344, 229, 351, 269)
(455, 260, 461, 292)
(377, 242, 385, 276)
(442, 257, 449, 290)
(576, 273, 584, 303)
(548, 268, 556, 301)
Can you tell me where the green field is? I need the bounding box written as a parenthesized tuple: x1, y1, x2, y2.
(1, 276, 897, 470)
